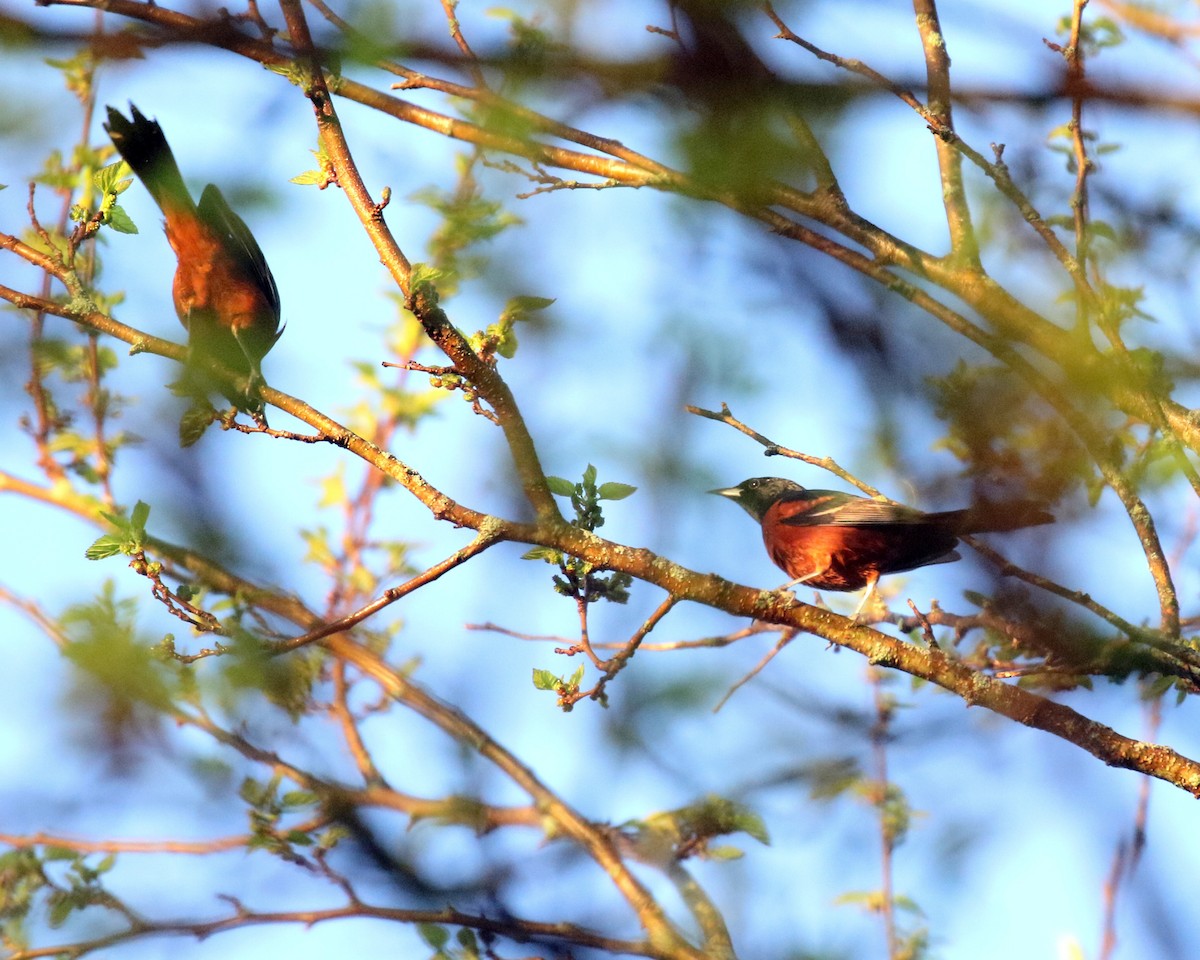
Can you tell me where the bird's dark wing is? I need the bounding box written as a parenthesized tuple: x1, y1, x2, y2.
(197, 184, 281, 325)
(778, 491, 927, 527)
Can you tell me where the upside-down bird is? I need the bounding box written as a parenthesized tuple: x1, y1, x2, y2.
(104, 104, 282, 424)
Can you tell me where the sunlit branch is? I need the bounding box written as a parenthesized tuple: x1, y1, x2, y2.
(0, 826, 321, 856)
(912, 0, 979, 264)
(274, 532, 502, 653)
(5, 902, 658, 960)
(4, 283, 1200, 796)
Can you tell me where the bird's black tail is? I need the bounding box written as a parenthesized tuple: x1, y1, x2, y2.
(932, 500, 1055, 535)
(104, 104, 193, 213)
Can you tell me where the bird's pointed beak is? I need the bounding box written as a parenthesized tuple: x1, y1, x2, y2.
(708, 486, 741, 499)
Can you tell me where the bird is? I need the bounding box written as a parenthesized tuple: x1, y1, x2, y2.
(710, 476, 1054, 618)
(104, 104, 282, 425)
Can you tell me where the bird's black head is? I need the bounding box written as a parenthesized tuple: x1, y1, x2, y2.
(709, 477, 805, 523)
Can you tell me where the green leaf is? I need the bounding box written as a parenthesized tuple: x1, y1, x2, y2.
(46, 893, 74, 928)
(289, 169, 327, 185)
(410, 262, 448, 291)
(532, 668, 560, 690)
(961, 590, 988, 608)
(456, 928, 480, 956)
(130, 500, 151, 533)
(545, 476, 575, 497)
(495, 325, 519, 359)
(105, 204, 138, 235)
(179, 402, 217, 447)
(583, 463, 597, 487)
(418, 923, 450, 949)
(597, 481, 636, 501)
(499, 295, 555, 325)
(733, 808, 771, 846)
(98, 508, 132, 533)
(521, 545, 562, 563)
(84, 534, 125, 561)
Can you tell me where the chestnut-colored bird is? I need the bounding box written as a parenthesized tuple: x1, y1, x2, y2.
(104, 104, 282, 420)
(711, 477, 1053, 617)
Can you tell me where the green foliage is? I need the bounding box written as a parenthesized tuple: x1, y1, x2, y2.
(289, 147, 332, 187)
(63, 578, 175, 710)
(0, 848, 44, 948)
(532, 663, 584, 702)
(43, 850, 117, 929)
(523, 465, 636, 604)
(239, 776, 331, 863)
(410, 169, 521, 295)
(45, 49, 97, 100)
(84, 499, 150, 560)
(804, 756, 864, 801)
(26, 336, 132, 482)
(625, 795, 770, 864)
(176, 397, 219, 447)
(409, 261, 448, 295)
(468, 294, 555, 360)
(486, 7, 557, 83)
(91, 160, 138, 234)
(218, 629, 321, 721)
(1055, 14, 1124, 54)
(928, 361, 1086, 501)
(417, 922, 481, 960)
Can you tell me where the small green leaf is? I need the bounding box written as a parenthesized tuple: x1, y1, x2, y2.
(130, 500, 151, 533)
(105, 204, 138, 235)
(418, 923, 450, 949)
(961, 590, 988, 608)
(597, 481, 636, 501)
(532, 668, 560, 690)
(521, 545, 562, 563)
(732, 808, 771, 845)
(499, 294, 555, 324)
(84, 535, 125, 561)
(47, 893, 74, 928)
(94, 161, 132, 194)
(545, 476, 575, 497)
(179, 402, 217, 447)
(289, 169, 327, 185)
(495, 326, 519, 359)
(410, 262, 448, 290)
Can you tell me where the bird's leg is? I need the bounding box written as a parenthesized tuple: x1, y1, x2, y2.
(168, 320, 209, 404)
(847, 573, 881, 623)
(231, 328, 270, 427)
(232, 328, 265, 395)
(776, 564, 829, 593)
